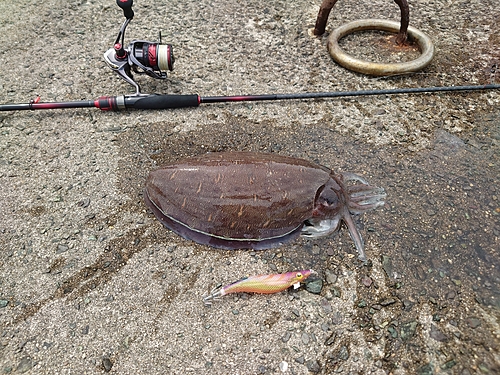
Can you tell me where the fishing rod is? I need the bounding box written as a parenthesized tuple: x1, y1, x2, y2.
(1, 0, 499, 112)
(1, 84, 499, 112)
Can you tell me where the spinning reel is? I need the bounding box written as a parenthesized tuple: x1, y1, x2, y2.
(104, 0, 174, 95)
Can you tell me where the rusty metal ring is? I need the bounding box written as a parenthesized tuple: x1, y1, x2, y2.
(327, 19, 435, 76)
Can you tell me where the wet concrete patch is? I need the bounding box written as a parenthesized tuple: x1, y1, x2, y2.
(113, 99, 499, 373)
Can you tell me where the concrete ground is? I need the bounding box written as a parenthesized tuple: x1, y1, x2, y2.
(0, 0, 499, 374)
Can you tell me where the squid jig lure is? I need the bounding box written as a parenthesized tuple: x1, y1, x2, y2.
(203, 269, 314, 305)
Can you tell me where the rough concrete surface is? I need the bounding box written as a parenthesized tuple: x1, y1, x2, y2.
(0, 0, 499, 374)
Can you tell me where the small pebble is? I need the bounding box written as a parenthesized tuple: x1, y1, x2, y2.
(417, 363, 433, 375)
(430, 324, 448, 342)
(361, 276, 373, 287)
(281, 332, 291, 343)
(478, 363, 490, 373)
(78, 198, 90, 208)
(294, 355, 305, 364)
(403, 300, 414, 310)
(43, 342, 53, 349)
(324, 332, 336, 346)
(320, 298, 332, 313)
(382, 255, 394, 278)
(56, 245, 69, 254)
(400, 321, 417, 341)
(279, 361, 288, 372)
(325, 270, 337, 284)
(295, 355, 306, 365)
(82, 325, 89, 335)
(466, 317, 481, 328)
(387, 325, 398, 338)
(380, 298, 396, 306)
(16, 357, 32, 373)
(306, 359, 321, 373)
(312, 244, 320, 255)
(330, 287, 341, 298)
(301, 333, 310, 345)
(102, 357, 112, 372)
(331, 311, 342, 325)
(440, 359, 456, 370)
(305, 279, 323, 294)
(337, 345, 349, 360)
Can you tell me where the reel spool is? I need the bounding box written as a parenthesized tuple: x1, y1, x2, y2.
(104, 0, 174, 95)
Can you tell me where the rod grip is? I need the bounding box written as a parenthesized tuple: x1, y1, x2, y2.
(127, 94, 200, 109)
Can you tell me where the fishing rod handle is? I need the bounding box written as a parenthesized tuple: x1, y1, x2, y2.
(95, 94, 201, 110)
(126, 94, 201, 109)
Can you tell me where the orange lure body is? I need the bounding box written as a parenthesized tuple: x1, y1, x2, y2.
(203, 270, 313, 305)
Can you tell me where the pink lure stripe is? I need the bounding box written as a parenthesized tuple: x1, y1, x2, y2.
(220, 270, 313, 296)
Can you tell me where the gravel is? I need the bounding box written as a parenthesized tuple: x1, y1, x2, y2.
(0, 0, 499, 374)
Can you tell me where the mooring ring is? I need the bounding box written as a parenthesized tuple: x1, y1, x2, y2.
(327, 19, 435, 76)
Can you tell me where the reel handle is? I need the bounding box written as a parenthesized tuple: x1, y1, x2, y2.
(117, 0, 134, 19)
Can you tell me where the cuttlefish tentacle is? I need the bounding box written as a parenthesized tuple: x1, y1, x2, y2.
(338, 172, 387, 261)
(341, 206, 367, 262)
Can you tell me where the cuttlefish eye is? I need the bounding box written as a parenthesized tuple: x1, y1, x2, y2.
(322, 188, 340, 206)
